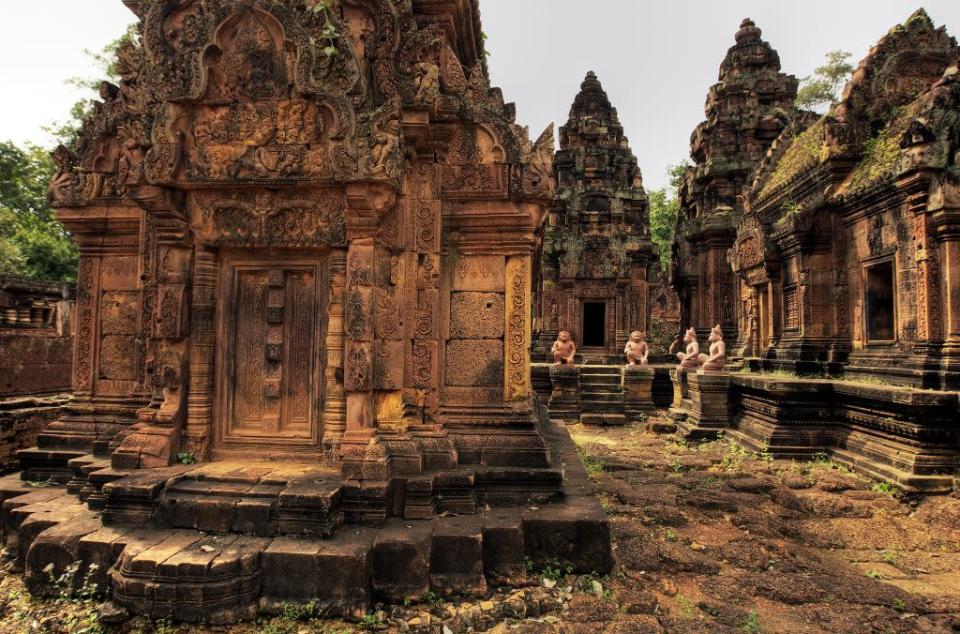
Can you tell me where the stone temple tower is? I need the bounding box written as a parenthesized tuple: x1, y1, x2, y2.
(535, 71, 657, 362)
(671, 18, 798, 342)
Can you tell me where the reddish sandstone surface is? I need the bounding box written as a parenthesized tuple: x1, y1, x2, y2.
(3, 417, 959, 633)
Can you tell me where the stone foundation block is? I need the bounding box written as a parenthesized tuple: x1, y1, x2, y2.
(522, 496, 613, 574)
(371, 519, 432, 602)
(430, 516, 486, 596)
(24, 510, 102, 596)
(679, 372, 732, 439)
(261, 531, 373, 619)
(482, 508, 526, 585)
(623, 365, 656, 421)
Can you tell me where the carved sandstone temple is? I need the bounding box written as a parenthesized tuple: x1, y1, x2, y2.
(6, 0, 609, 621)
(725, 11, 960, 491)
(672, 19, 798, 342)
(535, 71, 657, 360)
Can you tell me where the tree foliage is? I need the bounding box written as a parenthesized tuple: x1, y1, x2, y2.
(796, 50, 855, 112)
(0, 27, 138, 282)
(649, 162, 689, 270)
(0, 141, 78, 281)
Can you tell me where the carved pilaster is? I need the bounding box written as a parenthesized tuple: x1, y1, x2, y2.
(322, 251, 347, 453)
(73, 257, 100, 395)
(504, 255, 531, 401)
(185, 247, 216, 459)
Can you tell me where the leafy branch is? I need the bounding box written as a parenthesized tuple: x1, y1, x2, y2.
(310, 0, 340, 57)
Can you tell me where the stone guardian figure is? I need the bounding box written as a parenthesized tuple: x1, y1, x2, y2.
(552, 330, 576, 365)
(676, 327, 701, 370)
(624, 330, 649, 366)
(698, 324, 727, 372)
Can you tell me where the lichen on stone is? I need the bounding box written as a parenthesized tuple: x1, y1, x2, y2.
(758, 118, 824, 200)
(845, 104, 916, 193)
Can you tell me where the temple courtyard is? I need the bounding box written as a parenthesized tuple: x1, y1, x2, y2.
(2, 416, 959, 633)
(2, 0, 960, 632)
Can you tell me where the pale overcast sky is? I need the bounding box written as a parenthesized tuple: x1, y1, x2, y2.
(2, 1, 959, 190)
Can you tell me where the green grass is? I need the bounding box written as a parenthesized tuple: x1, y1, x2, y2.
(577, 446, 606, 478)
(872, 482, 896, 495)
(741, 610, 761, 633)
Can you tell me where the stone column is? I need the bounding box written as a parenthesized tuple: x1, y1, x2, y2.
(322, 251, 347, 454)
(185, 246, 216, 459)
(340, 182, 398, 481)
(665, 368, 690, 429)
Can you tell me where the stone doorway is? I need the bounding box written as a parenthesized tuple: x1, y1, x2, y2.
(214, 255, 326, 459)
(582, 301, 607, 348)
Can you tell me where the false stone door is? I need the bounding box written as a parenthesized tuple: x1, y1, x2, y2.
(215, 255, 325, 459)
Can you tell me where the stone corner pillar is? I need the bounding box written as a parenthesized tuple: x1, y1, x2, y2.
(622, 364, 655, 422)
(547, 364, 580, 423)
(682, 371, 733, 439)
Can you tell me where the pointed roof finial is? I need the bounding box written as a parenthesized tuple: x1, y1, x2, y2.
(735, 18, 762, 43)
(905, 8, 934, 29)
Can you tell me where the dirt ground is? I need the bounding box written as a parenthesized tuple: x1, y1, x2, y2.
(2, 416, 960, 633)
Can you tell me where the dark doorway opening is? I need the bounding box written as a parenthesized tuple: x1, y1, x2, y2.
(866, 261, 895, 342)
(582, 302, 606, 347)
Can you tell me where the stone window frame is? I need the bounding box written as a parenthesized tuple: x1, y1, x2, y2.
(861, 255, 898, 346)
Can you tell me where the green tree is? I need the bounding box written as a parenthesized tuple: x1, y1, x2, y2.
(0, 25, 137, 283)
(0, 141, 78, 281)
(796, 50, 855, 112)
(649, 162, 689, 270)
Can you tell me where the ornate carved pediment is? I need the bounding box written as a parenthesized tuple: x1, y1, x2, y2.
(730, 214, 772, 275)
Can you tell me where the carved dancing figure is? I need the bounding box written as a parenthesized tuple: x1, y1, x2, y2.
(552, 331, 576, 365)
(624, 330, 649, 366)
(414, 61, 440, 102)
(676, 327, 701, 370)
(371, 119, 401, 174)
(698, 324, 727, 372)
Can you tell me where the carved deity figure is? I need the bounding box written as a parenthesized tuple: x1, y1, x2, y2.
(371, 119, 401, 174)
(699, 325, 727, 372)
(552, 330, 576, 365)
(49, 145, 79, 204)
(414, 61, 440, 102)
(676, 327, 701, 370)
(624, 330, 649, 366)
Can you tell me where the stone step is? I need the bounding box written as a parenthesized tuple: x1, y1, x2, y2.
(17, 448, 88, 484)
(580, 394, 626, 404)
(11, 495, 607, 625)
(580, 381, 622, 389)
(579, 366, 623, 376)
(579, 375, 622, 384)
(4, 416, 611, 626)
(581, 413, 628, 426)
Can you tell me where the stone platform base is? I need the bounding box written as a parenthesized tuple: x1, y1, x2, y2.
(731, 375, 960, 493)
(537, 363, 659, 426)
(677, 372, 732, 440)
(0, 395, 69, 475)
(0, 417, 611, 625)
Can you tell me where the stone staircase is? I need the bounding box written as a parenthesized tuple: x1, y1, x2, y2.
(579, 365, 626, 425)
